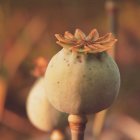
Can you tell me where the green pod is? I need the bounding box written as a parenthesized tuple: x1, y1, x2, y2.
(26, 77, 67, 131)
(44, 29, 120, 115)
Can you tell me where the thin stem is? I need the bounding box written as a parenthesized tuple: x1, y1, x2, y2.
(68, 114, 87, 140)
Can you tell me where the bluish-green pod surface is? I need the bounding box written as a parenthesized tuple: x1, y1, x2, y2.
(44, 49, 120, 115)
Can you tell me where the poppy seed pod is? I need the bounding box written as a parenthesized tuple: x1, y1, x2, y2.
(26, 77, 67, 131)
(44, 29, 120, 115)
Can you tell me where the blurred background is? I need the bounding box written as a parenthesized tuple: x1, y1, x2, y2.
(0, 0, 140, 140)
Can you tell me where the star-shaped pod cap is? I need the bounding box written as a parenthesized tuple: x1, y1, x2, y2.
(55, 29, 117, 53)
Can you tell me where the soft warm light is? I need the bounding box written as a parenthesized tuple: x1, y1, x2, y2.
(26, 77, 60, 131)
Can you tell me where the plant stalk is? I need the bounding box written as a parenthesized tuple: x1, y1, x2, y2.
(68, 114, 87, 140)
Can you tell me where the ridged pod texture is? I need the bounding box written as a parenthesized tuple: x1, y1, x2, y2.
(44, 48, 120, 115)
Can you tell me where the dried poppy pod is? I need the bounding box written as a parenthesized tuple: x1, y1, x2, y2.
(26, 77, 64, 131)
(44, 29, 120, 115)
(26, 57, 67, 132)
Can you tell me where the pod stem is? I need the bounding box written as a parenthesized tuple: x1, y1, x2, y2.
(68, 114, 87, 140)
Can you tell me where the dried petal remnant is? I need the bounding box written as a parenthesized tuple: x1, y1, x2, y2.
(55, 28, 117, 53)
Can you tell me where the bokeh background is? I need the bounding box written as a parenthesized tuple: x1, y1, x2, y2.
(0, 0, 140, 140)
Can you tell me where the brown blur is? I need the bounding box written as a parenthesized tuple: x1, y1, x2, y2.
(0, 0, 140, 140)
